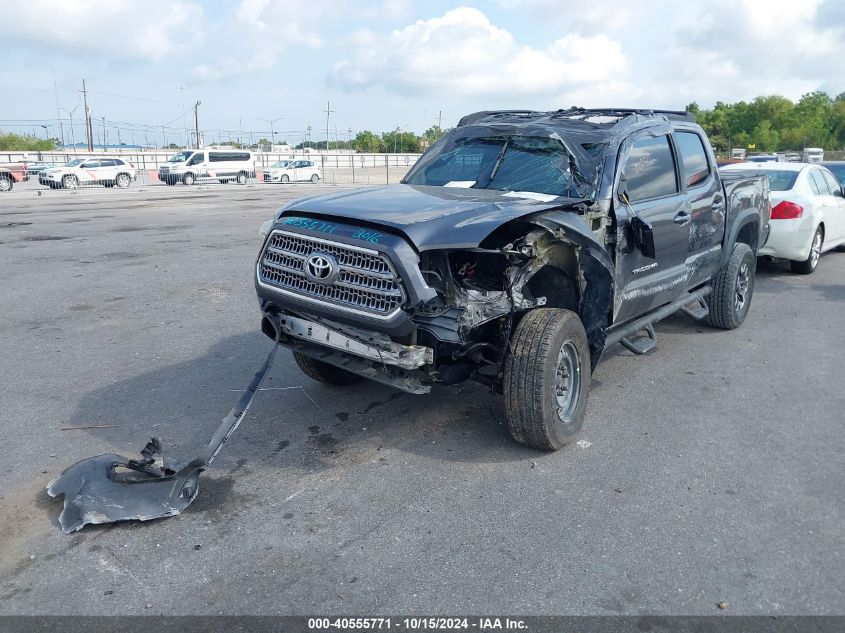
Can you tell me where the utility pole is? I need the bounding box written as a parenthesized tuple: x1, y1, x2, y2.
(81, 79, 93, 152)
(194, 101, 201, 148)
(52, 67, 65, 147)
(437, 110, 443, 137)
(101, 116, 107, 150)
(324, 101, 334, 152)
(162, 125, 167, 149)
(180, 86, 188, 148)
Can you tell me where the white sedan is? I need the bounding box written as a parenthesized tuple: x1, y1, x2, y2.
(263, 159, 321, 184)
(721, 162, 845, 274)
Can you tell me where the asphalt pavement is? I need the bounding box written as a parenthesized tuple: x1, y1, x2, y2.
(0, 184, 843, 615)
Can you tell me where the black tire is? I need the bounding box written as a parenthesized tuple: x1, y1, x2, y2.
(0, 174, 12, 192)
(310, 173, 319, 183)
(182, 173, 195, 186)
(280, 174, 290, 183)
(706, 242, 755, 329)
(62, 174, 78, 189)
(115, 173, 131, 189)
(236, 171, 247, 184)
(791, 226, 823, 274)
(293, 352, 363, 386)
(503, 308, 591, 451)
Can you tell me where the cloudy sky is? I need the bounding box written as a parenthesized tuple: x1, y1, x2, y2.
(3, 0, 844, 146)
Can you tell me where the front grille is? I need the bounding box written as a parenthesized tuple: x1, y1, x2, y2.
(258, 230, 406, 316)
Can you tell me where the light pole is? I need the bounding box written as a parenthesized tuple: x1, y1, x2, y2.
(258, 117, 284, 151)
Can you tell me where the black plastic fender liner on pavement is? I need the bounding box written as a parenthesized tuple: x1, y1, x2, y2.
(47, 317, 283, 534)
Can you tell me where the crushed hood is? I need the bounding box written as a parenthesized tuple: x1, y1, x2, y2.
(281, 184, 584, 250)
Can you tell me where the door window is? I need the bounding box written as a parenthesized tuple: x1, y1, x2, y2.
(809, 170, 829, 195)
(673, 132, 710, 188)
(187, 153, 204, 166)
(820, 169, 842, 195)
(622, 135, 678, 202)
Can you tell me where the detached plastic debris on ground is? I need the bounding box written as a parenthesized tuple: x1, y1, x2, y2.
(47, 323, 282, 534)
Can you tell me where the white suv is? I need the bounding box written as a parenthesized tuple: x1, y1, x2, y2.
(40, 158, 137, 189)
(263, 159, 321, 183)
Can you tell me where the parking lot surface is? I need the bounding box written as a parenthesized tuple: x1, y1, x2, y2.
(1, 186, 843, 615)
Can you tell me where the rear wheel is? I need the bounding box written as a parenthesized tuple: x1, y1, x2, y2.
(182, 172, 195, 186)
(236, 171, 248, 184)
(706, 242, 755, 329)
(503, 308, 591, 451)
(293, 352, 363, 386)
(310, 173, 320, 183)
(791, 226, 823, 274)
(0, 175, 13, 192)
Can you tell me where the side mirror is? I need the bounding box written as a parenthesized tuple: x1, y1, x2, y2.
(630, 215, 656, 259)
(835, 187, 845, 198)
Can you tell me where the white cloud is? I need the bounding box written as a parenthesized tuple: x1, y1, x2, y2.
(4, 0, 203, 62)
(190, 0, 332, 80)
(331, 7, 629, 99)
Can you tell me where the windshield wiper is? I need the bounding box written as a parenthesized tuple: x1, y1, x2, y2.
(487, 137, 510, 184)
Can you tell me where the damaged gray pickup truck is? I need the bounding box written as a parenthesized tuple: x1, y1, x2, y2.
(256, 108, 770, 451)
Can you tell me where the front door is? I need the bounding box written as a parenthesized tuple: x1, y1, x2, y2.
(614, 133, 690, 323)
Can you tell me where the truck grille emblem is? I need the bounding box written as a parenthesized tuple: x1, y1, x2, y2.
(305, 253, 338, 284)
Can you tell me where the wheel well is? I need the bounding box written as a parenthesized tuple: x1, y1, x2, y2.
(735, 220, 759, 253)
(524, 265, 580, 313)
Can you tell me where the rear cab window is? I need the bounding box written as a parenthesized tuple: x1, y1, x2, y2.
(673, 131, 711, 188)
(622, 135, 678, 202)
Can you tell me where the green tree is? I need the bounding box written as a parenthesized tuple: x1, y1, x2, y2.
(352, 130, 383, 153)
(0, 132, 56, 151)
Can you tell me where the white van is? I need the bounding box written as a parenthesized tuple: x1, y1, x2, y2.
(158, 150, 256, 185)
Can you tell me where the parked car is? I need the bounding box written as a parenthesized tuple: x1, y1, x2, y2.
(23, 161, 56, 175)
(745, 154, 780, 163)
(262, 160, 292, 182)
(0, 163, 29, 192)
(821, 161, 845, 187)
(255, 108, 769, 451)
(263, 159, 321, 183)
(39, 157, 137, 189)
(721, 162, 845, 273)
(158, 150, 255, 185)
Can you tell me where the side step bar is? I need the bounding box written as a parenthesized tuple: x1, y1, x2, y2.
(605, 286, 712, 354)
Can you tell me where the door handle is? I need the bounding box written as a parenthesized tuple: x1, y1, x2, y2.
(674, 211, 691, 225)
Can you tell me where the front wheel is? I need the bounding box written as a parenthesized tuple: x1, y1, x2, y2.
(236, 171, 248, 184)
(791, 226, 823, 274)
(280, 174, 290, 183)
(182, 173, 196, 186)
(293, 352, 363, 386)
(503, 308, 591, 451)
(62, 174, 78, 189)
(706, 242, 755, 329)
(0, 175, 12, 192)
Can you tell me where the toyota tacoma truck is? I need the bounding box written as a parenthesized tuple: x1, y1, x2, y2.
(254, 108, 770, 451)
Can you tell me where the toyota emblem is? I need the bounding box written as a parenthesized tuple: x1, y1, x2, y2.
(304, 253, 338, 284)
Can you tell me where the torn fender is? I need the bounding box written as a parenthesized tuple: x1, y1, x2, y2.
(525, 211, 615, 368)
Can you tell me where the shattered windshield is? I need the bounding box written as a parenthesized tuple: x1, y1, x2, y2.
(404, 135, 592, 199)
